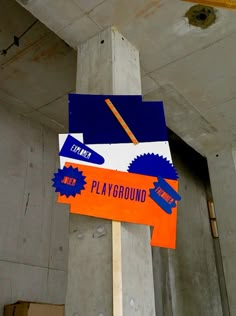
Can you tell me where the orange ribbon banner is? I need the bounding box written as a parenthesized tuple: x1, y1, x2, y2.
(57, 162, 179, 249)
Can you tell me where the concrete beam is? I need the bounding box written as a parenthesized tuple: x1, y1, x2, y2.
(65, 27, 156, 316)
(207, 145, 236, 315)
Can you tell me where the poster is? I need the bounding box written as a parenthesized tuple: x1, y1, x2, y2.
(53, 94, 181, 249)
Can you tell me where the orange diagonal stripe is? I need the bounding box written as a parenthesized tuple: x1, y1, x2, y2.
(105, 98, 139, 145)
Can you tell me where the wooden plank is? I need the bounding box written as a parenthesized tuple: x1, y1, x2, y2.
(112, 221, 123, 316)
(182, 0, 236, 9)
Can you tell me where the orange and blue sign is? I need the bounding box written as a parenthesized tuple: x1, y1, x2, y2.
(53, 94, 181, 249)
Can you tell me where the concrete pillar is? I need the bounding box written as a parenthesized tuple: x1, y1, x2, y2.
(65, 28, 156, 316)
(207, 145, 236, 315)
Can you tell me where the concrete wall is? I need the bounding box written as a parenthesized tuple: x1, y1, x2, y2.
(153, 134, 223, 316)
(0, 105, 68, 315)
(207, 146, 236, 315)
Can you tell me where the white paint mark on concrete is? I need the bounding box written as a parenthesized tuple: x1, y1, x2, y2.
(173, 18, 198, 36)
(232, 148, 236, 172)
(77, 233, 84, 240)
(130, 298, 135, 307)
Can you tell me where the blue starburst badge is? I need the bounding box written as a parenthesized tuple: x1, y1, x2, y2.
(127, 153, 179, 180)
(128, 153, 181, 214)
(52, 166, 86, 197)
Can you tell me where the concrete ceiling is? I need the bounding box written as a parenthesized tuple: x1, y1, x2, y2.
(1, 0, 236, 155)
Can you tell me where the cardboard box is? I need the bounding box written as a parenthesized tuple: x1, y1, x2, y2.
(4, 301, 64, 316)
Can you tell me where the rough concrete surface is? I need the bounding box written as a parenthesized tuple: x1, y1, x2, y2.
(0, 105, 69, 315)
(65, 28, 156, 316)
(207, 146, 236, 316)
(153, 136, 223, 316)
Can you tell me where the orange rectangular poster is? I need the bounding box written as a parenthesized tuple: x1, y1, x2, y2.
(52, 94, 181, 249)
